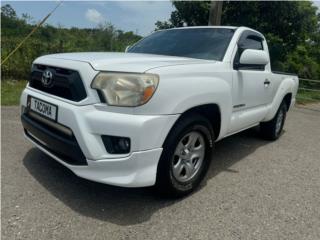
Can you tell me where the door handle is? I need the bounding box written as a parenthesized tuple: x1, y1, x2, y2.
(264, 79, 271, 87)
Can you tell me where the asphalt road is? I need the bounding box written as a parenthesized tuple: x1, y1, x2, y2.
(2, 105, 320, 240)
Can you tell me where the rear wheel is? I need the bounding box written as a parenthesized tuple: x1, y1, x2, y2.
(260, 101, 287, 140)
(155, 114, 214, 197)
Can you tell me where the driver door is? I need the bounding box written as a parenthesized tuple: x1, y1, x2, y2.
(230, 31, 271, 132)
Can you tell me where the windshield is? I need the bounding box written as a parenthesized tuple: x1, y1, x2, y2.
(128, 28, 235, 61)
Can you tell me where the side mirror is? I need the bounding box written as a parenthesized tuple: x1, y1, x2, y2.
(125, 45, 131, 52)
(237, 49, 269, 69)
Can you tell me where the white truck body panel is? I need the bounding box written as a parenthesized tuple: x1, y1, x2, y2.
(38, 52, 207, 73)
(20, 26, 299, 187)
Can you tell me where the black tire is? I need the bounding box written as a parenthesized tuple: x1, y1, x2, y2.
(155, 113, 215, 197)
(260, 101, 287, 140)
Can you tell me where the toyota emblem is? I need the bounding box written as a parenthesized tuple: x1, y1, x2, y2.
(41, 70, 54, 88)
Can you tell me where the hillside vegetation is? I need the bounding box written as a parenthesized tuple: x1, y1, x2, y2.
(1, 4, 141, 80)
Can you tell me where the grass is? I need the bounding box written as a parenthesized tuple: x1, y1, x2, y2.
(296, 89, 320, 104)
(1, 80, 28, 106)
(0, 79, 319, 106)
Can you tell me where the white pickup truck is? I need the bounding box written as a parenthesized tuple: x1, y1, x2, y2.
(20, 26, 298, 196)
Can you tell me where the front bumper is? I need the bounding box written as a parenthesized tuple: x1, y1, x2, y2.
(20, 88, 179, 187)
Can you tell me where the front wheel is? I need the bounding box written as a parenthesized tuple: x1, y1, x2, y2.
(260, 101, 287, 140)
(155, 114, 215, 197)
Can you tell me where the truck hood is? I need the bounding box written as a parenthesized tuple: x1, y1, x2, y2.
(37, 52, 210, 73)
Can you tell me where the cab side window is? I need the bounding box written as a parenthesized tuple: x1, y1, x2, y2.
(239, 36, 263, 51)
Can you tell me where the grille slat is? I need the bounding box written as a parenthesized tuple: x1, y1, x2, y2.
(29, 65, 87, 102)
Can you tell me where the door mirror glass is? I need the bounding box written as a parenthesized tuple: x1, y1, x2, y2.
(239, 49, 269, 66)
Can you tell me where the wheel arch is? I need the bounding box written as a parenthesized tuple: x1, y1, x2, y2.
(164, 103, 221, 145)
(283, 93, 292, 111)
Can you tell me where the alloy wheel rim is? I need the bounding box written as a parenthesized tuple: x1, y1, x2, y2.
(171, 131, 206, 182)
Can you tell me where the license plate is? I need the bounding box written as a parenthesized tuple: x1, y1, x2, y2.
(28, 96, 57, 121)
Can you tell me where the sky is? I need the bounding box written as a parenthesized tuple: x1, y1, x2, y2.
(2, 1, 320, 36)
(1, 1, 174, 36)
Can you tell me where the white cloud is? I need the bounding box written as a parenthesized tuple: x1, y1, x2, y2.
(85, 8, 105, 24)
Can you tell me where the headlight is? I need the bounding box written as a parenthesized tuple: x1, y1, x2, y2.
(91, 72, 159, 107)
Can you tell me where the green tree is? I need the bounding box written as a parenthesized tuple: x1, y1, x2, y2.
(222, 1, 319, 65)
(1, 4, 17, 18)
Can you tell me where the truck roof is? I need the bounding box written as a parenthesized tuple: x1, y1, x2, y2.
(157, 26, 264, 40)
(162, 26, 238, 31)
(157, 26, 265, 35)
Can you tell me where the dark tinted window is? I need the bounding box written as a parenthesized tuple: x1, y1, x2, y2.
(239, 36, 263, 50)
(128, 28, 235, 61)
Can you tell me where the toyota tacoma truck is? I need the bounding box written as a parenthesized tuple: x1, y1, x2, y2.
(20, 26, 299, 196)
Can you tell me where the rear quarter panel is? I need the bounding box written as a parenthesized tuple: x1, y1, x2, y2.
(263, 73, 298, 121)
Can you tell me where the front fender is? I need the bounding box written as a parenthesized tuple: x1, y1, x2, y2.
(135, 75, 233, 139)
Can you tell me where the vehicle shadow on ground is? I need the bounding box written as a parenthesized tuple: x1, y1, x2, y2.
(23, 127, 271, 226)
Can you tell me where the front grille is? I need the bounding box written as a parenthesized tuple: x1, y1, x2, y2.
(29, 64, 87, 102)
